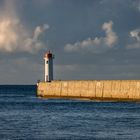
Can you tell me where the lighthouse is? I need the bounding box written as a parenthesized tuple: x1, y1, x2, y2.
(44, 51, 54, 82)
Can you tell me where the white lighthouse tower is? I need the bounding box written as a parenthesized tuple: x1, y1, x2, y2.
(44, 50, 54, 82)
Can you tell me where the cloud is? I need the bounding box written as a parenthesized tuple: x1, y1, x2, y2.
(138, 0, 140, 11)
(133, 0, 140, 12)
(127, 29, 140, 49)
(0, 0, 49, 53)
(64, 21, 118, 53)
(0, 18, 18, 52)
(130, 29, 140, 41)
(23, 24, 49, 53)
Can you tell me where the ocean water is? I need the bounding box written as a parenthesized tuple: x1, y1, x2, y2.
(0, 86, 140, 140)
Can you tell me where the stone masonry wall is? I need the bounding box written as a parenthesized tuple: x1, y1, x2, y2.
(37, 80, 140, 101)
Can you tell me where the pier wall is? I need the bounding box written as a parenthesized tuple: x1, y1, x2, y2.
(37, 80, 140, 101)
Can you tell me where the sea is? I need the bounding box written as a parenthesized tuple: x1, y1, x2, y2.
(0, 85, 140, 140)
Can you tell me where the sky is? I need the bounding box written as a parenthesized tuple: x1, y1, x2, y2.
(0, 0, 140, 84)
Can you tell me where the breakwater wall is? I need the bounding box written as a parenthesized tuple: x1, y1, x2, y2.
(37, 80, 140, 101)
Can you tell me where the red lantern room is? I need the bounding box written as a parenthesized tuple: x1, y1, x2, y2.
(44, 50, 53, 59)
